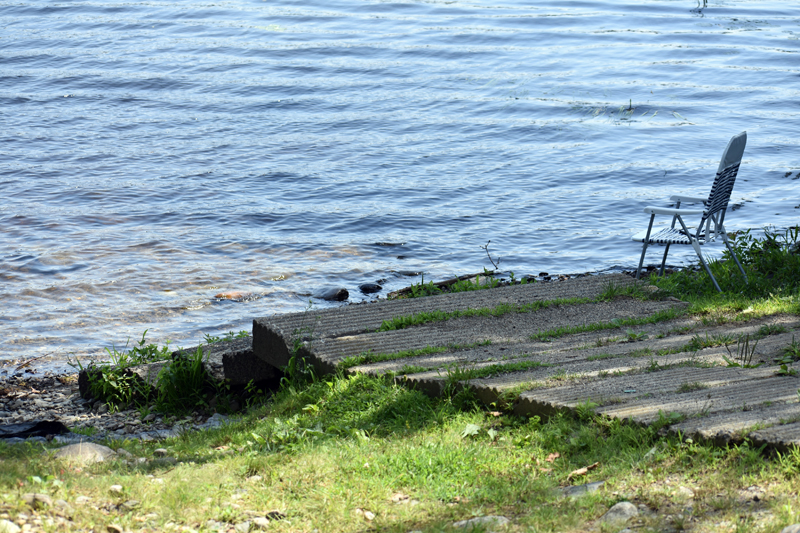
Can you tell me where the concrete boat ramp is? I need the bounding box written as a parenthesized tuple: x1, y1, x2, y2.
(252, 274, 800, 451)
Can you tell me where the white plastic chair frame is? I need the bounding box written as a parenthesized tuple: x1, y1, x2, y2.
(633, 132, 749, 292)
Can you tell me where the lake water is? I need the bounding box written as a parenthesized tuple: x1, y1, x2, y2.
(2, 0, 799, 373)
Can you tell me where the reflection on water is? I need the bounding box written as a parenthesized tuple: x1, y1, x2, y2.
(1, 0, 799, 372)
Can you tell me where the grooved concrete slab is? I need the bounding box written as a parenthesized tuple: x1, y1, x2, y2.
(750, 422, 800, 452)
(253, 274, 642, 370)
(252, 274, 800, 450)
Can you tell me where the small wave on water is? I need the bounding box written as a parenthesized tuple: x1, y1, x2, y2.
(1, 0, 799, 373)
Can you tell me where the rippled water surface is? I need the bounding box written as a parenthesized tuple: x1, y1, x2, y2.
(2, 0, 799, 371)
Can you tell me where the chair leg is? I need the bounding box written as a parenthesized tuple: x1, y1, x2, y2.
(659, 244, 671, 277)
(636, 242, 649, 280)
(691, 240, 721, 292)
(722, 237, 748, 284)
(636, 214, 656, 280)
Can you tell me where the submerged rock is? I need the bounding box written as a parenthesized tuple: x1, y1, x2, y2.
(358, 283, 382, 294)
(214, 291, 257, 301)
(315, 287, 349, 301)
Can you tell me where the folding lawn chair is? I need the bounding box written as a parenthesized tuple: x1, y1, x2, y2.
(631, 131, 749, 292)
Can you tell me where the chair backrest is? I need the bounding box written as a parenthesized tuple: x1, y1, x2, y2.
(697, 131, 747, 237)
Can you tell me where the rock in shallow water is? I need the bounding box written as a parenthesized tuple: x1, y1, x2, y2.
(359, 283, 382, 294)
(315, 287, 349, 301)
(214, 291, 257, 301)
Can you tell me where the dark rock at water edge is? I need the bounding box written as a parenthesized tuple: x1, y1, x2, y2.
(359, 283, 382, 294)
(315, 287, 349, 301)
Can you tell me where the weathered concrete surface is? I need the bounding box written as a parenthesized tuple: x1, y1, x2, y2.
(253, 274, 645, 370)
(252, 273, 800, 450)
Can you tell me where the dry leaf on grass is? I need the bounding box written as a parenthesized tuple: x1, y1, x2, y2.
(567, 462, 599, 481)
(545, 452, 561, 463)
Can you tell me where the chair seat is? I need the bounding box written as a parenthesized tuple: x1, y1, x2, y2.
(631, 227, 705, 245)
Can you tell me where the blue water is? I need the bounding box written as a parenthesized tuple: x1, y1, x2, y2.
(1, 0, 799, 372)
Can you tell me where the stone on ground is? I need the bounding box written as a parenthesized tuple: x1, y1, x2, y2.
(601, 502, 638, 525)
(452, 515, 510, 531)
(52, 442, 116, 464)
(563, 480, 604, 499)
(252, 517, 270, 529)
(22, 493, 52, 509)
(0, 520, 21, 533)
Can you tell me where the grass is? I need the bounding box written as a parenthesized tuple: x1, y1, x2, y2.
(8, 230, 800, 531)
(595, 281, 657, 302)
(676, 382, 709, 393)
(4, 372, 800, 532)
(687, 332, 736, 351)
(71, 331, 260, 416)
(586, 353, 619, 362)
(530, 308, 685, 342)
(628, 347, 652, 358)
(441, 359, 552, 382)
(69, 331, 173, 412)
(380, 279, 666, 334)
(648, 227, 800, 317)
(203, 330, 250, 344)
(339, 341, 492, 369)
(378, 296, 592, 332)
(721, 334, 761, 368)
(396, 269, 532, 300)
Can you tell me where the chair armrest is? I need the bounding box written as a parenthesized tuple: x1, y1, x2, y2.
(643, 206, 704, 216)
(669, 195, 707, 204)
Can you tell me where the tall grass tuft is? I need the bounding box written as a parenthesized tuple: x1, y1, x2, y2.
(652, 226, 800, 301)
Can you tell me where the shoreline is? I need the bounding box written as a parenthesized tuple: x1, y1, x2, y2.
(0, 372, 232, 445)
(2, 270, 650, 447)
(2, 268, 646, 378)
